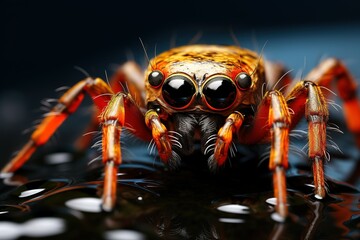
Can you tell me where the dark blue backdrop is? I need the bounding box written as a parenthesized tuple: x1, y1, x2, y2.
(1, 0, 360, 184)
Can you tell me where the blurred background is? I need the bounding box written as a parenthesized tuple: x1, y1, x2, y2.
(1, 0, 360, 183)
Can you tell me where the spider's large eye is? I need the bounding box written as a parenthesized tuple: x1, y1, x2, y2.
(236, 72, 252, 90)
(203, 76, 237, 110)
(148, 70, 164, 87)
(162, 74, 196, 108)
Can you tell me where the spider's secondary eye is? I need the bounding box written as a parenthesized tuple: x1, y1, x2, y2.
(148, 70, 164, 87)
(162, 75, 196, 108)
(236, 72, 252, 90)
(203, 76, 236, 109)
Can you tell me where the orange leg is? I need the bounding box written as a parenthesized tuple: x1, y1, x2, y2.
(306, 83, 329, 199)
(241, 80, 329, 214)
(286, 81, 329, 199)
(213, 112, 244, 167)
(1, 73, 151, 211)
(99, 93, 125, 211)
(303, 58, 360, 147)
(1, 77, 113, 174)
(110, 61, 146, 108)
(239, 90, 291, 219)
(285, 58, 360, 195)
(145, 110, 172, 164)
(241, 58, 360, 145)
(240, 58, 360, 200)
(267, 91, 291, 220)
(75, 61, 148, 150)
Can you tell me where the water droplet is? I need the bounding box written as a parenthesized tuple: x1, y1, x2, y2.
(0, 218, 65, 239)
(19, 188, 45, 198)
(22, 217, 65, 237)
(314, 194, 323, 199)
(65, 197, 102, 213)
(271, 213, 286, 223)
(11, 179, 70, 199)
(45, 152, 73, 165)
(0, 172, 13, 179)
(265, 197, 277, 206)
(217, 204, 250, 214)
(0, 222, 20, 240)
(219, 218, 244, 223)
(104, 230, 146, 240)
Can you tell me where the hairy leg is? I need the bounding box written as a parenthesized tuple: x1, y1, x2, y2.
(1, 77, 113, 173)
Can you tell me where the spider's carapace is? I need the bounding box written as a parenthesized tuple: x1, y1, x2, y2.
(2, 44, 360, 221)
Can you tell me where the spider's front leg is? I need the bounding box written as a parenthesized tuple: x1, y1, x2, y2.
(100, 93, 126, 211)
(267, 91, 291, 219)
(243, 90, 291, 219)
(213, 112, 244, 167)
(213, 92, 290, 219)
(100, 84, 154, 211)
(144, 110, 172, 164)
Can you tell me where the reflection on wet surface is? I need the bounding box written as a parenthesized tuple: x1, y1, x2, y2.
(0, 150, 359, 239)
(18, 188, 45, 198)
(0, 217, 65, 240)
(65, 197, 102, 213)
(104, 230, 146, 240)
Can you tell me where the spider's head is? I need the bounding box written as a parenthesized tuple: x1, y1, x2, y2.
(144, 44, 265, 117)
(143, 45, 265, 166)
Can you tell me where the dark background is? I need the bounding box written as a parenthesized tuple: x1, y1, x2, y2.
(1, 0, 360, 182)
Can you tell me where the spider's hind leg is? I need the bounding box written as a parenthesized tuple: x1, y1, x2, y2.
(1, 77, 113, 174)
(285, 57, 360, 191)
(300, 58, 360, 146)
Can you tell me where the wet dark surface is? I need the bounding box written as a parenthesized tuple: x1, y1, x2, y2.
(0, 146, 359, 240)
(2, 1, 360, 239)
